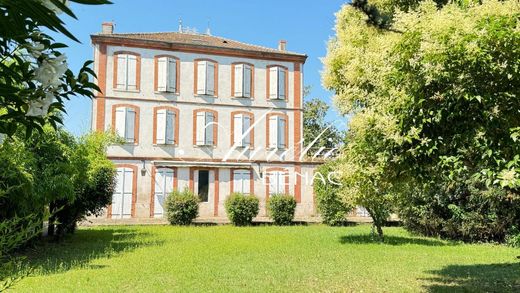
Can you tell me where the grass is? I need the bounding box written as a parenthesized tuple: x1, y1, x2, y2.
(7, 224, 520, 292)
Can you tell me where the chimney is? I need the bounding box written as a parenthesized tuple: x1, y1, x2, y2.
(278, 40, 287, 51)
(101, 22, 114, 34)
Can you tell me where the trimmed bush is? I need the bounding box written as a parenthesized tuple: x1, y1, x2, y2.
(165, 189, 199, 225)
(225, 193, 259, 226)
(268, 194, 296, 225)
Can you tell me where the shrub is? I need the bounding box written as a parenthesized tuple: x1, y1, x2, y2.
(314, 161, 353, 225)
(225, 193, 259, 226)
(505, 226, 520, 248)
(165, 189, 199, 225)
(268, 194, 296, 225)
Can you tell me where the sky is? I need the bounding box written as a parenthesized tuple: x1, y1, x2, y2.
(57, 0, 348, 136)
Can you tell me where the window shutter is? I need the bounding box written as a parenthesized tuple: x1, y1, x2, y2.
(278, 117, 286, 148)
(116, 54, 127, 90)
(157, 57, 167, 92)
(243, 115, 251, 146)
(242, 170, 251, 194)
(197, 61, 207, 95)
(127, 55, 137, 90)
(196, 112, 205, 145)
(167, 58, 177, 92)
(276, 172, 285, 195)
(156, 109, 166, 144)
(234, 64, 243, 97)
(206, 62, 215, 95)
(165, 110, 175, 144)
(115, 107, 126, 138)
(233, 114, 243, 146)
(269, 67, 278, 99)
(233, 170, 242, 194)
(125, 108, 135, 143)
(268, 172, 277, 195)
(122, 168, 133, 217)
(205, 112, 214, 145)
(278, 68, 286, 99)
(269, 116, 278, 148)
(244, 65, 252, 98)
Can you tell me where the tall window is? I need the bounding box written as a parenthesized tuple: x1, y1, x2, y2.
(196, 60, 217, 96)
(114, 106, 138, 143)
(268, 66, 287, 100)
(115, 53, 139, 91)
(233, 169, 251, 194)
(233, 63, 253, 98)
(197, 170, 209, 202)
(155, 108, 176, 145)
(195, 110, 216, 146)
(153, 168, 174, 217)
(233, 113, 252, 147)
(268, 171, 287, 195)
(156, 56, 178, 93)
(268, 114, 287, 149)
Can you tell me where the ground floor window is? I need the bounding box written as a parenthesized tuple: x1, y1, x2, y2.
(153, 168, 174, 217)
(197, 170, 209, 202)
(112, 167, 133, 218)
(233, 169, 251, 194)
(268, 171, 286, 195)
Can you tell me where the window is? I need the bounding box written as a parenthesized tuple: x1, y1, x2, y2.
(154, 108, 177, 145)
(114, 53, 139, 91)
(233, 63, 253, 98)
(197, 170, 209, 202)
(156, 56, 178, 93)
(268, 114, 287, 149)
(114, 106, 138, 143)
(233, 113, 252, 147)
(195, 111, 216, 146)
(153, 168, 174, 217)
(111, 166, 135, 219)
(268, 66, 287, 100)
(233, 169, 251, 194)
(268, 171, 287, 195)
(195, 60, 217, 96)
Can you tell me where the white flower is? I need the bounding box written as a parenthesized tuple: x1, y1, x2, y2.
(40, 0, 70, 14)
(28, 42, 45, 58)
(33, 54, 68, 88)
(26, 92, 55, 117)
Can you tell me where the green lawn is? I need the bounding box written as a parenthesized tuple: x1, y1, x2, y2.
(8, 224, 520, 292)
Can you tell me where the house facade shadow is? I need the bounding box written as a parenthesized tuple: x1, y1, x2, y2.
(339, 234, 452, 246)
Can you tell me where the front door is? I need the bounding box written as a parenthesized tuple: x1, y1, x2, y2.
(112, 167, 133, 218)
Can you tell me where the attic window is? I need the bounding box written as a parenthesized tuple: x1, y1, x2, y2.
(223, 40, 228, 44)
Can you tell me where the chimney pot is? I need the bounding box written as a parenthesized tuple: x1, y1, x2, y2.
(101, 22, 114, 34)
(278, 40, 287, 51)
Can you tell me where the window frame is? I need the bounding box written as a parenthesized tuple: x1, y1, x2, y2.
(266, 65, 288, 101)
(231, 111, 254, 148)
(230, 168, 254, 195)
(265, 167, 290, 202)
(111, 104, 140, 144)
(266, 112, 288, 150)
(113, 51, 141, 91)
(150, 166, 178, 217)
(194, 58, 218, 97)
(231, 62, 254, 98)
(153, 106, 180, 145)
(154, 55, 180, 94)
(193, 108, 219, 146)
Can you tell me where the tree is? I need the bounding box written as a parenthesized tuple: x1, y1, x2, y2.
(323, 0, 520, 241)
(303, 98, 344, 150)
(0, 0, 111, 136)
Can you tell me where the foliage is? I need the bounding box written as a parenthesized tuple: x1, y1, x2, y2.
(267, 194, 296, 225)
(323, 0, 520, 242)
(505, 226, 520, 248)
(0, 0, 111, 136)
(225, 193, 259, 226)
(165, 189, 199, 225)
(303, 98, 344, 151)
(314, 161, 353, 225)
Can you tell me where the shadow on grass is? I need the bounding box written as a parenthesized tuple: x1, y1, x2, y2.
(12, 228, 164, 276)
(423, 263, 520, 292)
(339, 234, 451, 246)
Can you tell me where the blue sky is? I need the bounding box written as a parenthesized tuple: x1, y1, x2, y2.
(57, 0, 347, 136)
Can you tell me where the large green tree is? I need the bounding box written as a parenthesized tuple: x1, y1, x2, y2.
(324, 0, 520, 241)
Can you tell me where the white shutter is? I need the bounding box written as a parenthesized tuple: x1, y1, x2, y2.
(156, 109, 166, 144)
(278, 117, 286, 148)
(276, 172, 285, 195)
(196, 112, 205, 145)
(233, 170, 251, 194)
(125, 108, 135, 143)
(205, 112, 214, 145)
(167, 58, 177, 92)
(234, 64, 243, 97)
(154, 168, 174, 217)
(243, 115, 251, 146)
(233, 114, 243, 146)
(242, 170, 251, 194)
(269, 67, 278, 99)
(127, 55, 137, 90)
(122, 168, 133, 218)
(115, 107, 126, 138)
(166, 110, 175, 144)
(233, 170, 242, 194)
(197, 61, 207, 95)
(244, 65, 252, 98)
(278, 68, 286, 99)
(157, 57, 167, 92)
(269, 116, 278, 148)
(268, 172, 277, 195)
(111, 168, 124, 217)
(116, 54, 127, 90)
(206, 62, 215, 95)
